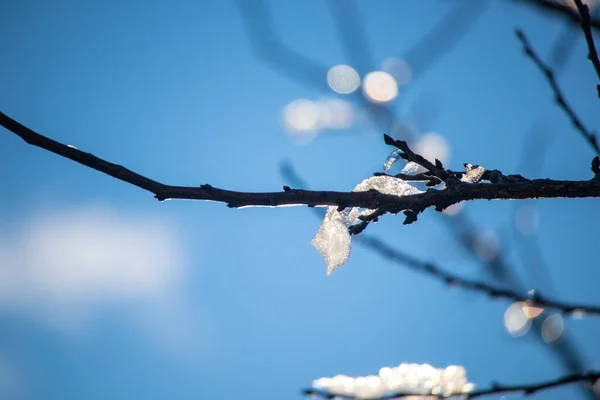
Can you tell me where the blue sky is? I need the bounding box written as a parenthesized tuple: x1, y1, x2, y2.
(1, 1, 599, 399)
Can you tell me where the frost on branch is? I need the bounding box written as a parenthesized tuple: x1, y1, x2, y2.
(311, 176, 422, 275)
(383, 149, 425, 175)
(311, 362, 475, 399)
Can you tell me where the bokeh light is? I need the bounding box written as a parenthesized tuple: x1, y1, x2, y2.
(318, 98, 353, 130)
(504, 302, 532, 337)
(363, 71, 398, 103)
(472, 230, 499, 262)
(282, 98, 354, 144)
(414, 133, 451, 165)
(382, 57, 412, 86)
(522, 301, 544, 318)
(542, 314, 564, 343)
(561, 0, 598, 10)
(283, 99, 320, 132)
(327, 65, 361, 94)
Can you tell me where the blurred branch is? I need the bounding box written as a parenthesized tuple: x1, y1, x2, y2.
(303, 371, 600, 399)
(327, 0, 374, 74)
(400, 2, 488, 82)
(359, 235, 600, 316)
(518, 0, 600, 30)
(574, 0, 600, 96)
(516, 28, 600, 155)
(3, 112, 599, 218)
(282, 162, 598, 398)
(237, 0, 330, 92)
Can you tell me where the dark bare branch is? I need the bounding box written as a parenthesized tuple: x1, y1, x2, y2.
(574, 0, 600, 96)
(2, 112, 600, 218)
(518, 0, 600, 31)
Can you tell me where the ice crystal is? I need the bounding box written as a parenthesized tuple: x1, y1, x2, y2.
(461, 164, 486, 183)
(383, 149, 402, 173)
(311, 176, 422, 275)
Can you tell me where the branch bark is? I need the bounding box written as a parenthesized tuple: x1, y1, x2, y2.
(2, 112, 600, 215)
(574, 0, 600, 96)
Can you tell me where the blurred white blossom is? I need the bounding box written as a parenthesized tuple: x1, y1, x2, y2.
(312, 363, 475, 399)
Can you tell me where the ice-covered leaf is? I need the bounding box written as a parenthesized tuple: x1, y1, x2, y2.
(312, 175, 422, 274)
(311, 208, 352, 275)
(383, 149, 402, 173)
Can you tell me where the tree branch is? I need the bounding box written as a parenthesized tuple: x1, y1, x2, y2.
(359, 235, 600, 316)
(518, 0, 600, 31)
(574, 0, 600, 96)
(2, 112, 600, 217)
(303, 371, 600, 399)
(516, 28, 600, 155)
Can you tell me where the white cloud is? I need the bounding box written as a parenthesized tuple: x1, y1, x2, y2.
(0, 205, 214, 359)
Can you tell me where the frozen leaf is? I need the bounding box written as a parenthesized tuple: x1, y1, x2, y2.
(312, 176, 422, 274)
(383, 149, 402, 173)
(311, 208, 352, 275)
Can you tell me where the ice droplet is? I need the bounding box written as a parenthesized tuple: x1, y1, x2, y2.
(383, 150, 402, 173)
(312, 176, 422, 274)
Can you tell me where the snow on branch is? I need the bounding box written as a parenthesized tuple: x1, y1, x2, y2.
(306, 363, 475, 399)
(303, 366, 600, 399)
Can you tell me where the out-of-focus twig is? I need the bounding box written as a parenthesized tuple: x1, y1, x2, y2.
(574, 0, 600, 96)
(359, 235, 600, 316)
(516, 28, 600, 155)
(518, 0, 600, 31)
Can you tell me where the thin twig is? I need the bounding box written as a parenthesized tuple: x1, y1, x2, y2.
(518, 0, 600, 31)
(516, 28, 600, 155)
(574, 0, 600, 96)
(303, 371, 600, 399)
